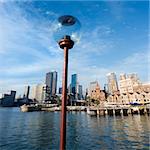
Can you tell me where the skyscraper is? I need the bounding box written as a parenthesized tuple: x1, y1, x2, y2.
(23, 86, 30, 99)
(45, 71, 57, 97)
(71, 74, 77, 97)
(77, 85, 83, 100)
(52, 71, 57, 95)
(107, 72, 118, 94)
(31, 84, 46, 102)
(89, 81, 99, 96)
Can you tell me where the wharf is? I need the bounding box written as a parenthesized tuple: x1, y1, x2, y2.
(20, 104, 150, 116)
(87, 105, 150, 116)
(20, 104, 86, 112)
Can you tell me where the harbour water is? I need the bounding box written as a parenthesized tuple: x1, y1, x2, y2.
(0, 107, 149, 150)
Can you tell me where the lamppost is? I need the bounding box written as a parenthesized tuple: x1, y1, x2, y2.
(53, 15, 81, 150)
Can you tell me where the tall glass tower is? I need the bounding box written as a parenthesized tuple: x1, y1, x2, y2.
(45, 71, 57, 97)
(71, 74, 77, 97)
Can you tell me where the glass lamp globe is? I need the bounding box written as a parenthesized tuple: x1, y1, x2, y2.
(53, 15, 81, 43)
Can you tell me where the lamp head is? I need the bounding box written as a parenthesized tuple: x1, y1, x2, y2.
(53, 15, 81, 45)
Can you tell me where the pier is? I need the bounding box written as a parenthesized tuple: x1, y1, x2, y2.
(20, 104, 150, 116)
(87, 105, 150, 116)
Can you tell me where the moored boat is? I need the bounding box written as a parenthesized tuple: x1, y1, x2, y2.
(20, 104, 41, 112)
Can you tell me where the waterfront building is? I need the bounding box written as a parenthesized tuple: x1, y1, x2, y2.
(107, 90, 121, 104)
(106, 73, 150, 105)
(89, 81, 99, 96)
(119, 73, 140, 94)
(77, 85, 83, 100)
(85, 88, 88, 99)
(52, 71, 57, 95)
(107, 72, 119, 95)
(45, 71, 58, 97)
(119, 73, 140, 104)
(90, 82, 106, 104)
(132, 83, 150, 104)
(59, 87, 62, 94)
(68, 84, 72, 95)
(104, 84, 109, 93)
(71, 74, 78, 98)
(23, 86, 30, 99)
(1, 91, 16, 107)
(31, 86, 36, 100)
(31, 84, 46, 102)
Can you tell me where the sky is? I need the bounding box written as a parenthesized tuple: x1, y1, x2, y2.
(0, 0, 149, 97)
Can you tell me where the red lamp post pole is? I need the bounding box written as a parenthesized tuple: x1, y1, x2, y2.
(59, 36, 74, 150)
(60, 46, 68, 150)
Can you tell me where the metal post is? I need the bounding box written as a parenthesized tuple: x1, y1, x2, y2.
(60, 46, 68, 150)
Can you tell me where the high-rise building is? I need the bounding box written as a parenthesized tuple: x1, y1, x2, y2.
(77, 85, 83, 100)
(45, 71, 57, 97)
(59, 87, 62, 94)
(1, 91, 16, 107)
(68, 84, 72, 94)
(52, 71, 57, 95)
(89, 81, 99, 96)
(107, 72, 118, 94)
(23, 86, 30, 99)
(71, 74, 77, 97)
(31, 84, 46, 102)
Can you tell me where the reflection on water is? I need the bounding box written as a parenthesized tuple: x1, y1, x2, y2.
(0, 108, 149, 150)
(110, 115, 150, 149)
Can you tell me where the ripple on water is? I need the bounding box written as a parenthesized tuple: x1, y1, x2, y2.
(0, 108, 150, 150)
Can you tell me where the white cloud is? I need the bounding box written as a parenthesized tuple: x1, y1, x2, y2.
(110, 51, 149, 82)
(0, 2, 148, 96)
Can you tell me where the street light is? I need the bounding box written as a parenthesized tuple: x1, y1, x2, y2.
(53, 15, 81, 150)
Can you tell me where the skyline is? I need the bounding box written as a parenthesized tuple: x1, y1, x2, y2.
(0, 1, 149, 95)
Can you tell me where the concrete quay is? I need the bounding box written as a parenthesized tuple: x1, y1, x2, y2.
(41, 106, 86, 112)
(20, 104, 150, 117)
(87, 105, 150, 116)
(20, 104, 87, 112)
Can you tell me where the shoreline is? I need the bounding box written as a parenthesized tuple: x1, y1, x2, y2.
(19, 104, 150, 116)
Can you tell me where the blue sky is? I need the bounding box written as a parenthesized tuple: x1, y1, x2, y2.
(0, 0, 149, 96)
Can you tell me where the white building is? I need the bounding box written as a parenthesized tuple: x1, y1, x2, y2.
(31, 84, 46, 102)
(119, 73, 141, 104)
(89, 81, 99, 96)
(107, 72, 118, 94)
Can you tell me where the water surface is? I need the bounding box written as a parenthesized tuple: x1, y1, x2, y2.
(0, 107, 149, 150)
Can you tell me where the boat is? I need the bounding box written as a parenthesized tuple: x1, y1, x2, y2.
(20, 104, 41, 112)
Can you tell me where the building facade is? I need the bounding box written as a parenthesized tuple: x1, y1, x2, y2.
(119, 73, 140, 104)
(89, 81, 99, 96)
(71, 74, 78, 98)
(23, 86, 30, 99)
(31, 84, 46, 102)
(106, 73, 150, 105)
(107, 72, 119, 95)
(1, 91, 16, 107)
(45, 71, 57, 97)
(90, 82, 106, 103)
(77, 85, 83, 100)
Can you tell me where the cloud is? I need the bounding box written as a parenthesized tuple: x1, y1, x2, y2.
(110, 51, 149, 82)
(67, 50, 149, 91)
(0, 2, 60, 94)
(0, 1, 148, 96)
